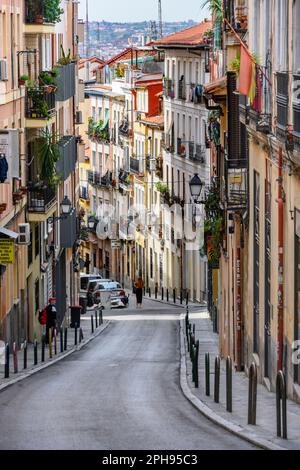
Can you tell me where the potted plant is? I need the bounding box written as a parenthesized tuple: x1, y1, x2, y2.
(18, 74, 28, 86)
(44, 0, 64, 24)
(39, 70, 58, 93)
(34, 129, 61, 187)
(0, 203, 7, 213)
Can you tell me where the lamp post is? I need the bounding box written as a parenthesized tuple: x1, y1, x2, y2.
(48, 196, 73, 223)
(189, 174, 206, 205)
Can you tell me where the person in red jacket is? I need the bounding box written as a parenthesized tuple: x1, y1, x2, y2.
(45, 298, 57, 344)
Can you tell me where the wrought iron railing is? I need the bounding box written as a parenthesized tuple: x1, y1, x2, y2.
(25, 86, 56, 119)
(27, 187, 56, 213)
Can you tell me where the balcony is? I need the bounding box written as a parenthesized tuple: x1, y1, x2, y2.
(178, 79, 186, 100)
(276, 72, 288, 131)
(188, 144, 206, 163)
(56, 136, 77, 181)
(224, 1, 248, 34)
(27, 186, 57, 222)
(87, 170, 112, 189)
(293, 74, 300, 136)
(25, 86, 56, 128)
(79, 186, 89, 201)
(225, 157, 248, 209)
(164, 78, 175, 99)
(130, 157, 143, 176)
(119, 120, 131, 138)
(24, 0, 56, 34)
(55, 63, 76, 102)
(88, 118, 110, 144)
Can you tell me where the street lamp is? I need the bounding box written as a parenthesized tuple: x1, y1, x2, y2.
(88, 215, 98, 230)
(48, 196, 73, 223)
(189, 174, 205, 204)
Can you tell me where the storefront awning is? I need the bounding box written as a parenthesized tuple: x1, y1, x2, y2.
(0, 227, 18, 239)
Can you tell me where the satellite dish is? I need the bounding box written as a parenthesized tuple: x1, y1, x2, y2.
(96, 217, 109, 240)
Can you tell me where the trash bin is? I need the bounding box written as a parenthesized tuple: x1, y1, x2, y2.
(69, 305, 82, 328)
(79, 296, 87, 315)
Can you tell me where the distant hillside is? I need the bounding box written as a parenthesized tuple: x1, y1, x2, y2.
(80, 20, 198, 60)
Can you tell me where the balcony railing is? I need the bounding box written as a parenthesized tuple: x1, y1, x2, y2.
(119, 120, 131, 137)
(293, 74, 300, 135)
(130, 157, 142, 175)
(87, 170, 112, 188)
(164, 78, 175, 98)
(80, 186, 89, 200)
(27, 187, 56, 213)
(25, 86, 56, 120)
(276, 72, 288, 128)
(56, 136, 77, 181)
(25, 0, 51, 25)
(178, 79, 186, 100)
(55, 63, 76, 102)
(224, 1, 248, 32)
(225, 157, 248, 209)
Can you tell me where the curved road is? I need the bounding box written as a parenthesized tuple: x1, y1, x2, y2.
(0, 302, 255, 450)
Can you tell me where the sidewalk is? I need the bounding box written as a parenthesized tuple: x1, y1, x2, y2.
(181, 311, 300, 450)
(0, 310, 109, 391)
(143, 290, 205, 309)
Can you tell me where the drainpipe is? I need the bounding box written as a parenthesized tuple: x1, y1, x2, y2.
(277, 145, 284, 372)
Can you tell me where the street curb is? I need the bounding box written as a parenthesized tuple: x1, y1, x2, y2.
(179, 318, 286, 451)
(143, 296, 203, 309)
(0, 321, 111, 393)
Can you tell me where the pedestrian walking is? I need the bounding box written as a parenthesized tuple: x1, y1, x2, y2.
(134, 277, 144, 308)
(45, 298, 57, 344)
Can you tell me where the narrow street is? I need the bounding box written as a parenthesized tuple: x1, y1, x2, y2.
(0, 300, 255, 450)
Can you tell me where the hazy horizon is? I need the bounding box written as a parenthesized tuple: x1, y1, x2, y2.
(78, 0, 210, 23)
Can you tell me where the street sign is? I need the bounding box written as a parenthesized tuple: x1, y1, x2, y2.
(111, 240, 121, 249)
(0, 238, 14, 264)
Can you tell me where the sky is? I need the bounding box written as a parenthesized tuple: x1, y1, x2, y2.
(78, 0, 210, 23)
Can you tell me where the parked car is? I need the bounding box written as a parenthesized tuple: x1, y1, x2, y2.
(90, 280, 129, 308)
(79, 273, 108, 313)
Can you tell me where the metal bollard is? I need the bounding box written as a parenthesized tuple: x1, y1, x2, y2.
(34, 340, 38, 365)
(180, 291, 183, 305)
(41, 335, 45, 363)
(214, 356, 221, 403)
(13, 342, 18, 374)
(74, 323, 78, 346)
(60, 328, 63, 353)
(23, 340, 27, 370)
(193, 324, 195, 336)
(64, 327, 68, 351)
(173, 288, 176, 304)
(205, 353, 210, 396)
(79, 328, 84, 343)
(166, 289, 169, 302)
(99, 308, 103, 325)
(212, 305, 218, 333)
(248, 362, 257, 425)
(4, 344, 9, 379)
(91, 314, 94, 334)
(226, 356, 233, 412)
(155, 286, 158, 299)
(95, 310, 98, 329)
(161, 287, 164, 301)
(54, 329, 57, 355)
(194, 340, 200, 388)
(149, 287, 151, 298)
(186, 291, 189, 306)
(49, 329, 53, 359)
(276, 371, 288, 439)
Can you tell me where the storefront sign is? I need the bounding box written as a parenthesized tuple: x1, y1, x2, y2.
(0, 238, 14, 264)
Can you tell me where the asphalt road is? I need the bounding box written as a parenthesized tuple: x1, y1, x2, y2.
(0, 300, 255, 450)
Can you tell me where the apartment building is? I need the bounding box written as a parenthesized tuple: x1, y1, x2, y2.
(204, 0, 300, 402)
(0, 0, 27, 346)
(0, 0, 80, 345)
(153, 22, 211, 302)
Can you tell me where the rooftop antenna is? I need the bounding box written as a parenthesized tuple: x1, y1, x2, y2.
(158, 0, 163, 38)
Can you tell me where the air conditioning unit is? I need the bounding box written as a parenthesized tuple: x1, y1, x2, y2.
(18, 223, 30, 245)
(0, 59, 8, 81)
(76, 111, 83, 124)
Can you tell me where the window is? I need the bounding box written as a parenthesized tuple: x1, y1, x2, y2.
(92, 151, 96, 168)
(92, 106, 96, 120)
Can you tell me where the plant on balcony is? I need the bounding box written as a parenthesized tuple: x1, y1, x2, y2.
(34, 129, 60, 187)
(19, 75, 29, 86)
(27, 82, 51, 119)
(203, 183, 224, 263)
(88, 117, 109, 143)
(39, 70, 58, 93)
(57, 45, 72, 65)
(44, 0, 64, 24)
(155, 182, 169, 196)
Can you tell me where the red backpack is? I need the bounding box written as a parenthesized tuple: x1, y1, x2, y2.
(39, 308, 47, 325)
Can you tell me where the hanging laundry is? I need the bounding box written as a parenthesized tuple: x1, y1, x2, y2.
(0, 154, 8, 183)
